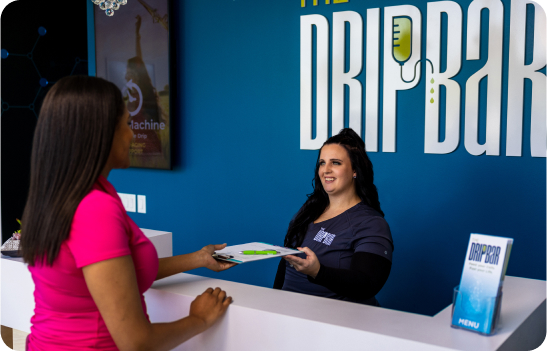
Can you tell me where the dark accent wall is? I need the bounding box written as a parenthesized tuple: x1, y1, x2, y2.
(1, 0, 88, 242)
(102, 0, 545, 316)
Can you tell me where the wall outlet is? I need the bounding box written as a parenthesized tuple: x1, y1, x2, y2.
(118, 193, 136, 212)
(137, 195, 146, 214)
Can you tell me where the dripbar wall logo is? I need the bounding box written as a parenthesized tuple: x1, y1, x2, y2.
(299, 0, 546, 157)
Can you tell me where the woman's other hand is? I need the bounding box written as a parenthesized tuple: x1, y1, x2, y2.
(199, 244, 237, 272)
(189, 287, 232, 328)
(283, 247, 320, 278)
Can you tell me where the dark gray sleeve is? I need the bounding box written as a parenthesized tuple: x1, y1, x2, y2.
(353, 217, 394, 262)
(307, 252, 391, 300)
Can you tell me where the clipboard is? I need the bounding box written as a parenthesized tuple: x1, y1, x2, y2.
(212, 242, 302, 264)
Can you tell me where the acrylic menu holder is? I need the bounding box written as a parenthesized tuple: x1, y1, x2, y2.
(451, 286, 503, 336)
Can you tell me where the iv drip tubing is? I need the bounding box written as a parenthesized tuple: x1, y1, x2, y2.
(400, 59, 434, 83)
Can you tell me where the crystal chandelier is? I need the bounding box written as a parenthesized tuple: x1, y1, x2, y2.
(92, 0, 128, 17)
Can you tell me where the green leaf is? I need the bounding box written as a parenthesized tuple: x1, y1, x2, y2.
(16, 218, 21, 225)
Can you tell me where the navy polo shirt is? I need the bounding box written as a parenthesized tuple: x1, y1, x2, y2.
(282, 202, 393, 303)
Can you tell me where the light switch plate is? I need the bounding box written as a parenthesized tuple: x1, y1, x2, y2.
(137, 195, 146, 214)
(118, 193, 136, 212)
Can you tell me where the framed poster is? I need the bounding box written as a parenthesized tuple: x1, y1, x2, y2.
(91, 0, 172, 169)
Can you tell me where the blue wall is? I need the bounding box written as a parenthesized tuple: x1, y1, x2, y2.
(93, 0, 545, 316)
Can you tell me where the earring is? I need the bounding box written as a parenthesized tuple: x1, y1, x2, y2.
(353, 175, 357, 178)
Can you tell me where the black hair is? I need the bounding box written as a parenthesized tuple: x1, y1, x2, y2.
(21, 76, 125, 266)
(284, 128, 384, 248)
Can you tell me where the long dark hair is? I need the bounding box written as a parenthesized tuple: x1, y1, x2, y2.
(21, 76, 125, 266)
(284, 128, 384, 248)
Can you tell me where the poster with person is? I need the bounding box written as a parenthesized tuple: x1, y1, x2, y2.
(94, 0, 171, 169)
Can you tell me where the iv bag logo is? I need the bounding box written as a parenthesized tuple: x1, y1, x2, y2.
(393, 16, 434, 85)
(122, 79, 143, 117)
(392, 17, 412, 65)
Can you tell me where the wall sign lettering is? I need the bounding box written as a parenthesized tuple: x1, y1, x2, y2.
(300, 0, 546, 157)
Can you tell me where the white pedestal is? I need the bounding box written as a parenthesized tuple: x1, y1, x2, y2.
(140, 228, 172, 258)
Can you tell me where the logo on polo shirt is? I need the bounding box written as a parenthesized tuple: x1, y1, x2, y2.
(314, 227, 336, 246)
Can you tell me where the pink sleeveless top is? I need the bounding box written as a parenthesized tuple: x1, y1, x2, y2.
(27, 176, 158, 350)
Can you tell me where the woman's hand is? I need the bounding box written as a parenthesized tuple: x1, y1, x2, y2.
(198, 244, 237, 272)
(189, 287, 232, 328)
(283, 247, 321, 278)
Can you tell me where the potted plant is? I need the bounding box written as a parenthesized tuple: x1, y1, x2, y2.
(1, 219, 22, 257)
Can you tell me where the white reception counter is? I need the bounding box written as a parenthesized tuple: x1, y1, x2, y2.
(1, 229, 545, 350)
(145, 274, 545, 351)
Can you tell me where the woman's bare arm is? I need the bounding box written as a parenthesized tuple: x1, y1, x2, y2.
(83, 255, 231, 351)
(156, 244, 236, 281)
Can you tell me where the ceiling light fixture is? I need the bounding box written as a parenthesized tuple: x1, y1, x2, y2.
(91, 0, 128, 17)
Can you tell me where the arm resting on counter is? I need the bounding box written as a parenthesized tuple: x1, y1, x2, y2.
(307, 252, 391, 300)
(83, 255, 231, 351)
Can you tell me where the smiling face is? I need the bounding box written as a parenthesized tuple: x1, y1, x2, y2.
(318, 143, 357, 198)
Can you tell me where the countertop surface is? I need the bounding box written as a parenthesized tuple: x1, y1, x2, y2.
(150, 274, 546, 350)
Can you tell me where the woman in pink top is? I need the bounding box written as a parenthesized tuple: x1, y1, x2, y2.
(21, 76, 234, 351)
